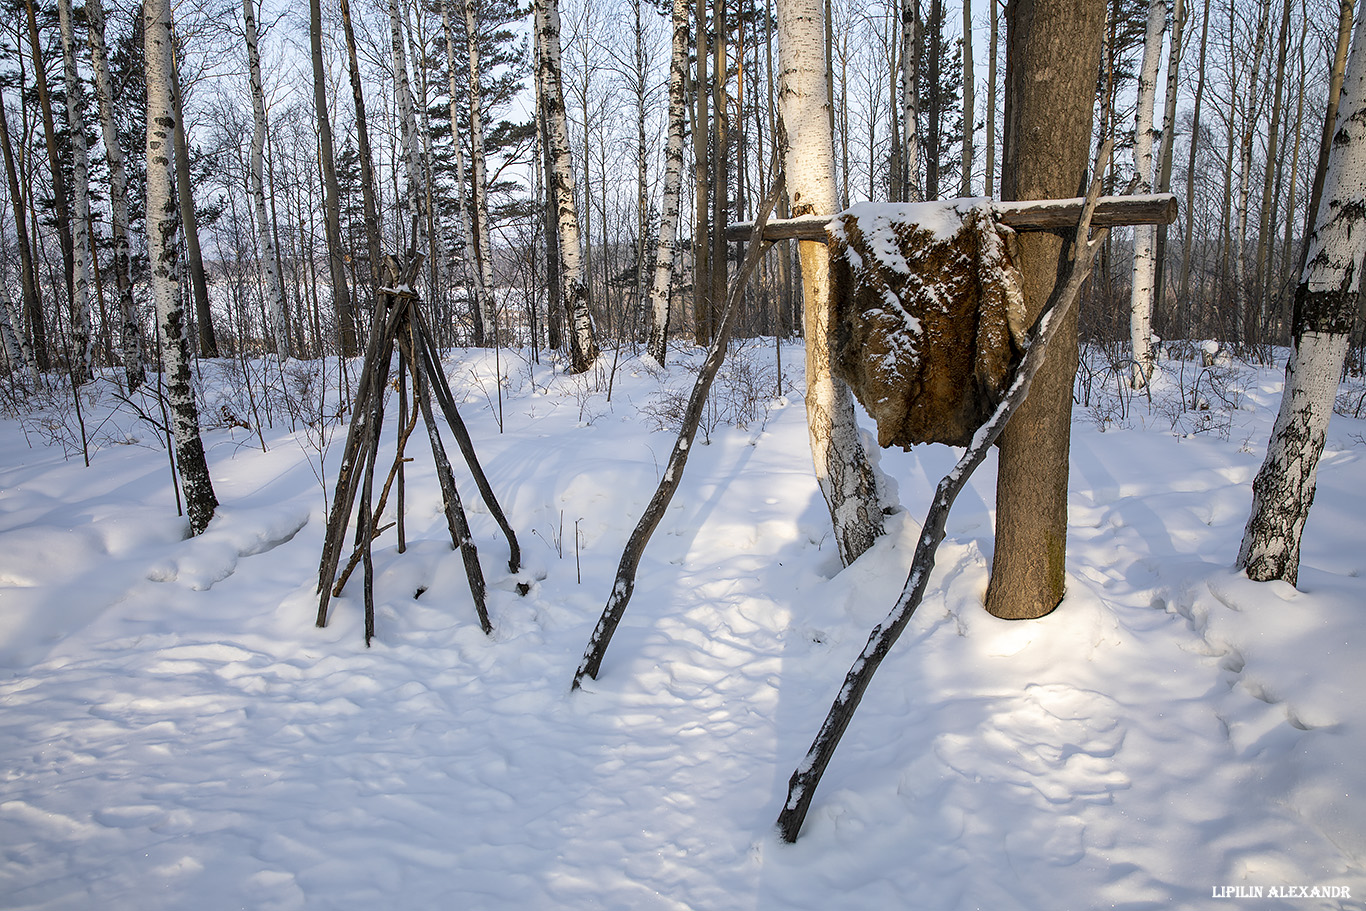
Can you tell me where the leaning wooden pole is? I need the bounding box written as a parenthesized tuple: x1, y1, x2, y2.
(775, 146, 1114, 843)
(399, 314, 492, 634)
(411, 303, 522, 574)
(572, 180, 781, 690)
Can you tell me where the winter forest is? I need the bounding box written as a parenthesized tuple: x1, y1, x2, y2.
(2, 0, 1365, 904)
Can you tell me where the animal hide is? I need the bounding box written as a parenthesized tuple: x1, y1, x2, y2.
(829, 201, 1028, 448)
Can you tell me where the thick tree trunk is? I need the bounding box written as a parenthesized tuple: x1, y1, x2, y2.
(310, 0, 357, 356)
(146, 0, 217, 535)
(646, 0, 689, 366)
(534, 0, 598, 372)
(57, 0, 92, 383)
(1128, 0, 1165, 388)
(779, 0, 884, 566)
(1239, 6, 1366, 586)
(1302, 0, 1355, 274)
(984, 0, 1105, 620)
(87, 0, 143, 388)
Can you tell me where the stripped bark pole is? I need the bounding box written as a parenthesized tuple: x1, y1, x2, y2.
(776, 143, 1113, 844)
(572, 181, 781, 691)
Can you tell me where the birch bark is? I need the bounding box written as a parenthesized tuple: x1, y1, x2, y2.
(778, 0, 884, 566)
(55, 0, 92, 383)
(310, 0, 357, 355)
(1128, 0, 1165, 388)
(87, 0, 143, 388)
(645, 0, 689, 366)
(388, 0, 427, 253)
(1238, 3, 1366, 586)
(244, 0, 289, 357)
(146, 0, 217, 534)
(534, 0, 599, 372)
(440, 1, 486, 345)
(461, 0, 498, 344)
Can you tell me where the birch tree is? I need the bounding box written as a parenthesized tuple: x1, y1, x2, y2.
(87, 0, 144, 389)
(243, 0, 289, 357)
(1238, 2, 1366, 586)
(535, 0, 599, 372)
(1128, 0, 1165, 388)
(645, 0, 689, 366)
(440, 0, 486, 345)
(0, 92, 45, 372)
(778, 0, 885, 566)
(145, 0, 218, 534)
(960, 0, 973, 197)
(388, 0, 426, 253)
(57, 0, 92, 384)
(460, 0, 498, 343)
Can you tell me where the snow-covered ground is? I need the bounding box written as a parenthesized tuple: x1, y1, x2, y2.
(1, 341, 1363, 910)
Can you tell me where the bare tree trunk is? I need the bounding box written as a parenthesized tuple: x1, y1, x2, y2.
(534, 0, 599, 372)
(1128, 0, 1165, 388)
(779, 0, 884, 566)
(24, 0, 74, 355)
(311, 0, 356, 355)
(388, 0, 426, 253)
(243, 0, 289, 358)
(87, 0, 143, 387)
(461, 0, 498, 343)
(1152, 0, 1185, 329)
(1253, 0, 1293, 325)
(439, 1, 484, 345)
(646, 0, 690, 366)
(0, 91, 45, 372)
(985, 0, 998, 197)
(169, 55, 219, 358)
(901, 0, 920, 200)
(961, 0, 974, 196)
(57, 0, 92, 383)
(1239, 7, 1366, 585)
(1178, 0, 1210, 309)
(984, 0, 1105, 620)
(339, 0, 383, 294)
(693, 1, 711, 346)
(1302, 0, 1355, 273)
(146, 0, 217, 534)
(925, 0, 942, 199)
(1231, 0, 1273, 346)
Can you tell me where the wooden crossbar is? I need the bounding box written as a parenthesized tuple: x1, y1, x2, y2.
(723, 193, 1177, 242)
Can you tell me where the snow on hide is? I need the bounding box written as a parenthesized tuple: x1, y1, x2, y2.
(830, 200, 1028, 448)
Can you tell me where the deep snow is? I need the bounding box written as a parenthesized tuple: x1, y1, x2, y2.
(0, 340, 1363, 910)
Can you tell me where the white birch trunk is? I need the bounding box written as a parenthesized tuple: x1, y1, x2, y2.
(88, 0, 143, 389)
(900, 0, 919, 201)
(0, 277, 37, 383)
(145, 0, 217, 535)
(1238, 5, 1366, 586)
(243, 0, 288, 359)
(388, 0, 426, 253)
(645, 0, 689, 367)
(778, 0, 884, 566)
(535, 0, 598, 373)
(461, 0, 498, 344)
(57, 0, 92, 384)
(1128, 0, 1165, 388)
(440, 1, 485, 345)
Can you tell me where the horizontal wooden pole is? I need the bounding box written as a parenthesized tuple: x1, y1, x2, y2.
(723, 193, 1177, 242)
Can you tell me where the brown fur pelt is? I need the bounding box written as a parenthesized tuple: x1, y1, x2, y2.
(829, 201, 1028, 448)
